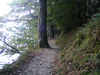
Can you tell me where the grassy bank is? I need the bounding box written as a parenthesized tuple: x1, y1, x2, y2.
(56, 14, 100, 75)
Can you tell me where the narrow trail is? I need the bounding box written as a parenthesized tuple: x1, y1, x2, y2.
(19, 40, 59, 75)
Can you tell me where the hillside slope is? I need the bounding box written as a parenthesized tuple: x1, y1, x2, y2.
(56, 14, 100, 75)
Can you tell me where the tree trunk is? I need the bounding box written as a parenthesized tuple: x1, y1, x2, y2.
(49, 25, 55, 39)
(39, 0, 50, 48)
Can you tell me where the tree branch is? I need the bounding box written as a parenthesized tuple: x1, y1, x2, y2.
(1, 37, 21, 54)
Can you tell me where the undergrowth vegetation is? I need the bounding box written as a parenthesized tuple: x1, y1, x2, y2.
(56, 13, 100, 75)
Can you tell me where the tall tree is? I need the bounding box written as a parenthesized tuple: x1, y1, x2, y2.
(39, 0, 50, 48)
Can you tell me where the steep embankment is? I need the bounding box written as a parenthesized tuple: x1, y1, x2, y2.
(56, 14, 99, 75)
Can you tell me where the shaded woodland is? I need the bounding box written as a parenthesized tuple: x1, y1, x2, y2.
(0, 0, 100, 75)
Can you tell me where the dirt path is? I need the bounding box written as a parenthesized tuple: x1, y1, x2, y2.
(18, 40, 59, 75)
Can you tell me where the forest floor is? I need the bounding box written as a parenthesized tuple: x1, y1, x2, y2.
(15, 40, 60, 75)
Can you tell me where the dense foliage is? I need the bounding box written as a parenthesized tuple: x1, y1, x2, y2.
(47, 0, 80, 31)
(47, 0, 100, 32)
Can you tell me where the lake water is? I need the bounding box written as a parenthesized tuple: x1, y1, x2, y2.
(0, 0, 27, 69)
(0, 21, 21, 69)
(0, 52, 20, 69)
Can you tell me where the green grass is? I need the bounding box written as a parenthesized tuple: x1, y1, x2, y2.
(56, 14, 100, 75)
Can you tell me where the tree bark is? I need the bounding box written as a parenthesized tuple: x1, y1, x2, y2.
(49, 25, 55, 39)
(39, 0, 50, 48)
